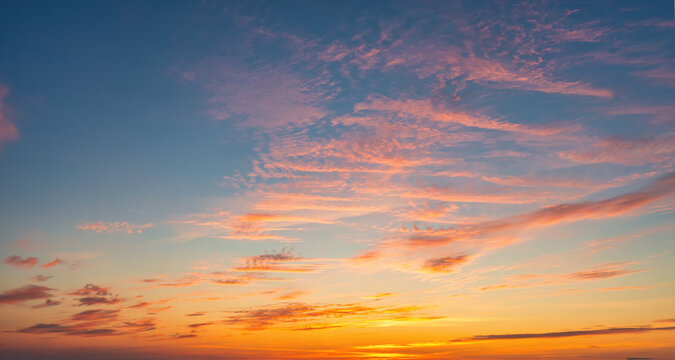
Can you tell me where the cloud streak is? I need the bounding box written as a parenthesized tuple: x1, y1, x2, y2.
(404, 172, 675, 248)
(452, 325, 675, 342)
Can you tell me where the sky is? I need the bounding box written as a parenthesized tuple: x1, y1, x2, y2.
(0, 1, 674, 359)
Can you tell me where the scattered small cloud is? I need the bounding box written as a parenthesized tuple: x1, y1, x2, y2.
(76, 221, 154, 234)
(41, 258, 65, 268)
(31, 299, 61, 308)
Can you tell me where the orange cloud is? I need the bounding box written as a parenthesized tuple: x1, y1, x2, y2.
(41, 258, 64, 268)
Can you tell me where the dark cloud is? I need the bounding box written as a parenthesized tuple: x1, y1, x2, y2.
(71, 309, 120, 322)
(121, 320, 156, 329)
(31, 275, 53, 282)
(67, 284, 111, 296)
(247, 250, 299, 262)
(188, 322, 214, 328)
(77, 296, 123, 306)
(0, 285, 54, 304)
(233, 250, 322, 273)
(31, 299, 61, 308)
(18, 323, 70, 334)
(19, 309, 155, 338)
(567, 267, 640, 280)
(212, 278, 249, 285)
(67, 328, 118, 336)
(67, 284, 122, 306)
(451, 325, 675, 342)
(422, 255, 469, 273)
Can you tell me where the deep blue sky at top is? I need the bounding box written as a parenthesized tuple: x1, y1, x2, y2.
(0, 0, 673, 238)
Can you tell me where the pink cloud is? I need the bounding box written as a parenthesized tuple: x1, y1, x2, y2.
(3, 255, 39, 269)
(480, 262, 642, 292)
(632, 67, 675, 87)
(404, 172, 675, 248)
(560, 135, 675, 165)
(567, 264, 642, 280)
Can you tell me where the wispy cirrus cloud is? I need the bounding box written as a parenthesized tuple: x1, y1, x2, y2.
(567, 264, 642, 280)
(560, 135, 675, 166)
(185, 57, 328, 129)
(632, 66, 675, 87)
(480, 262, 642, 292)
(320, 3, 614, 98)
